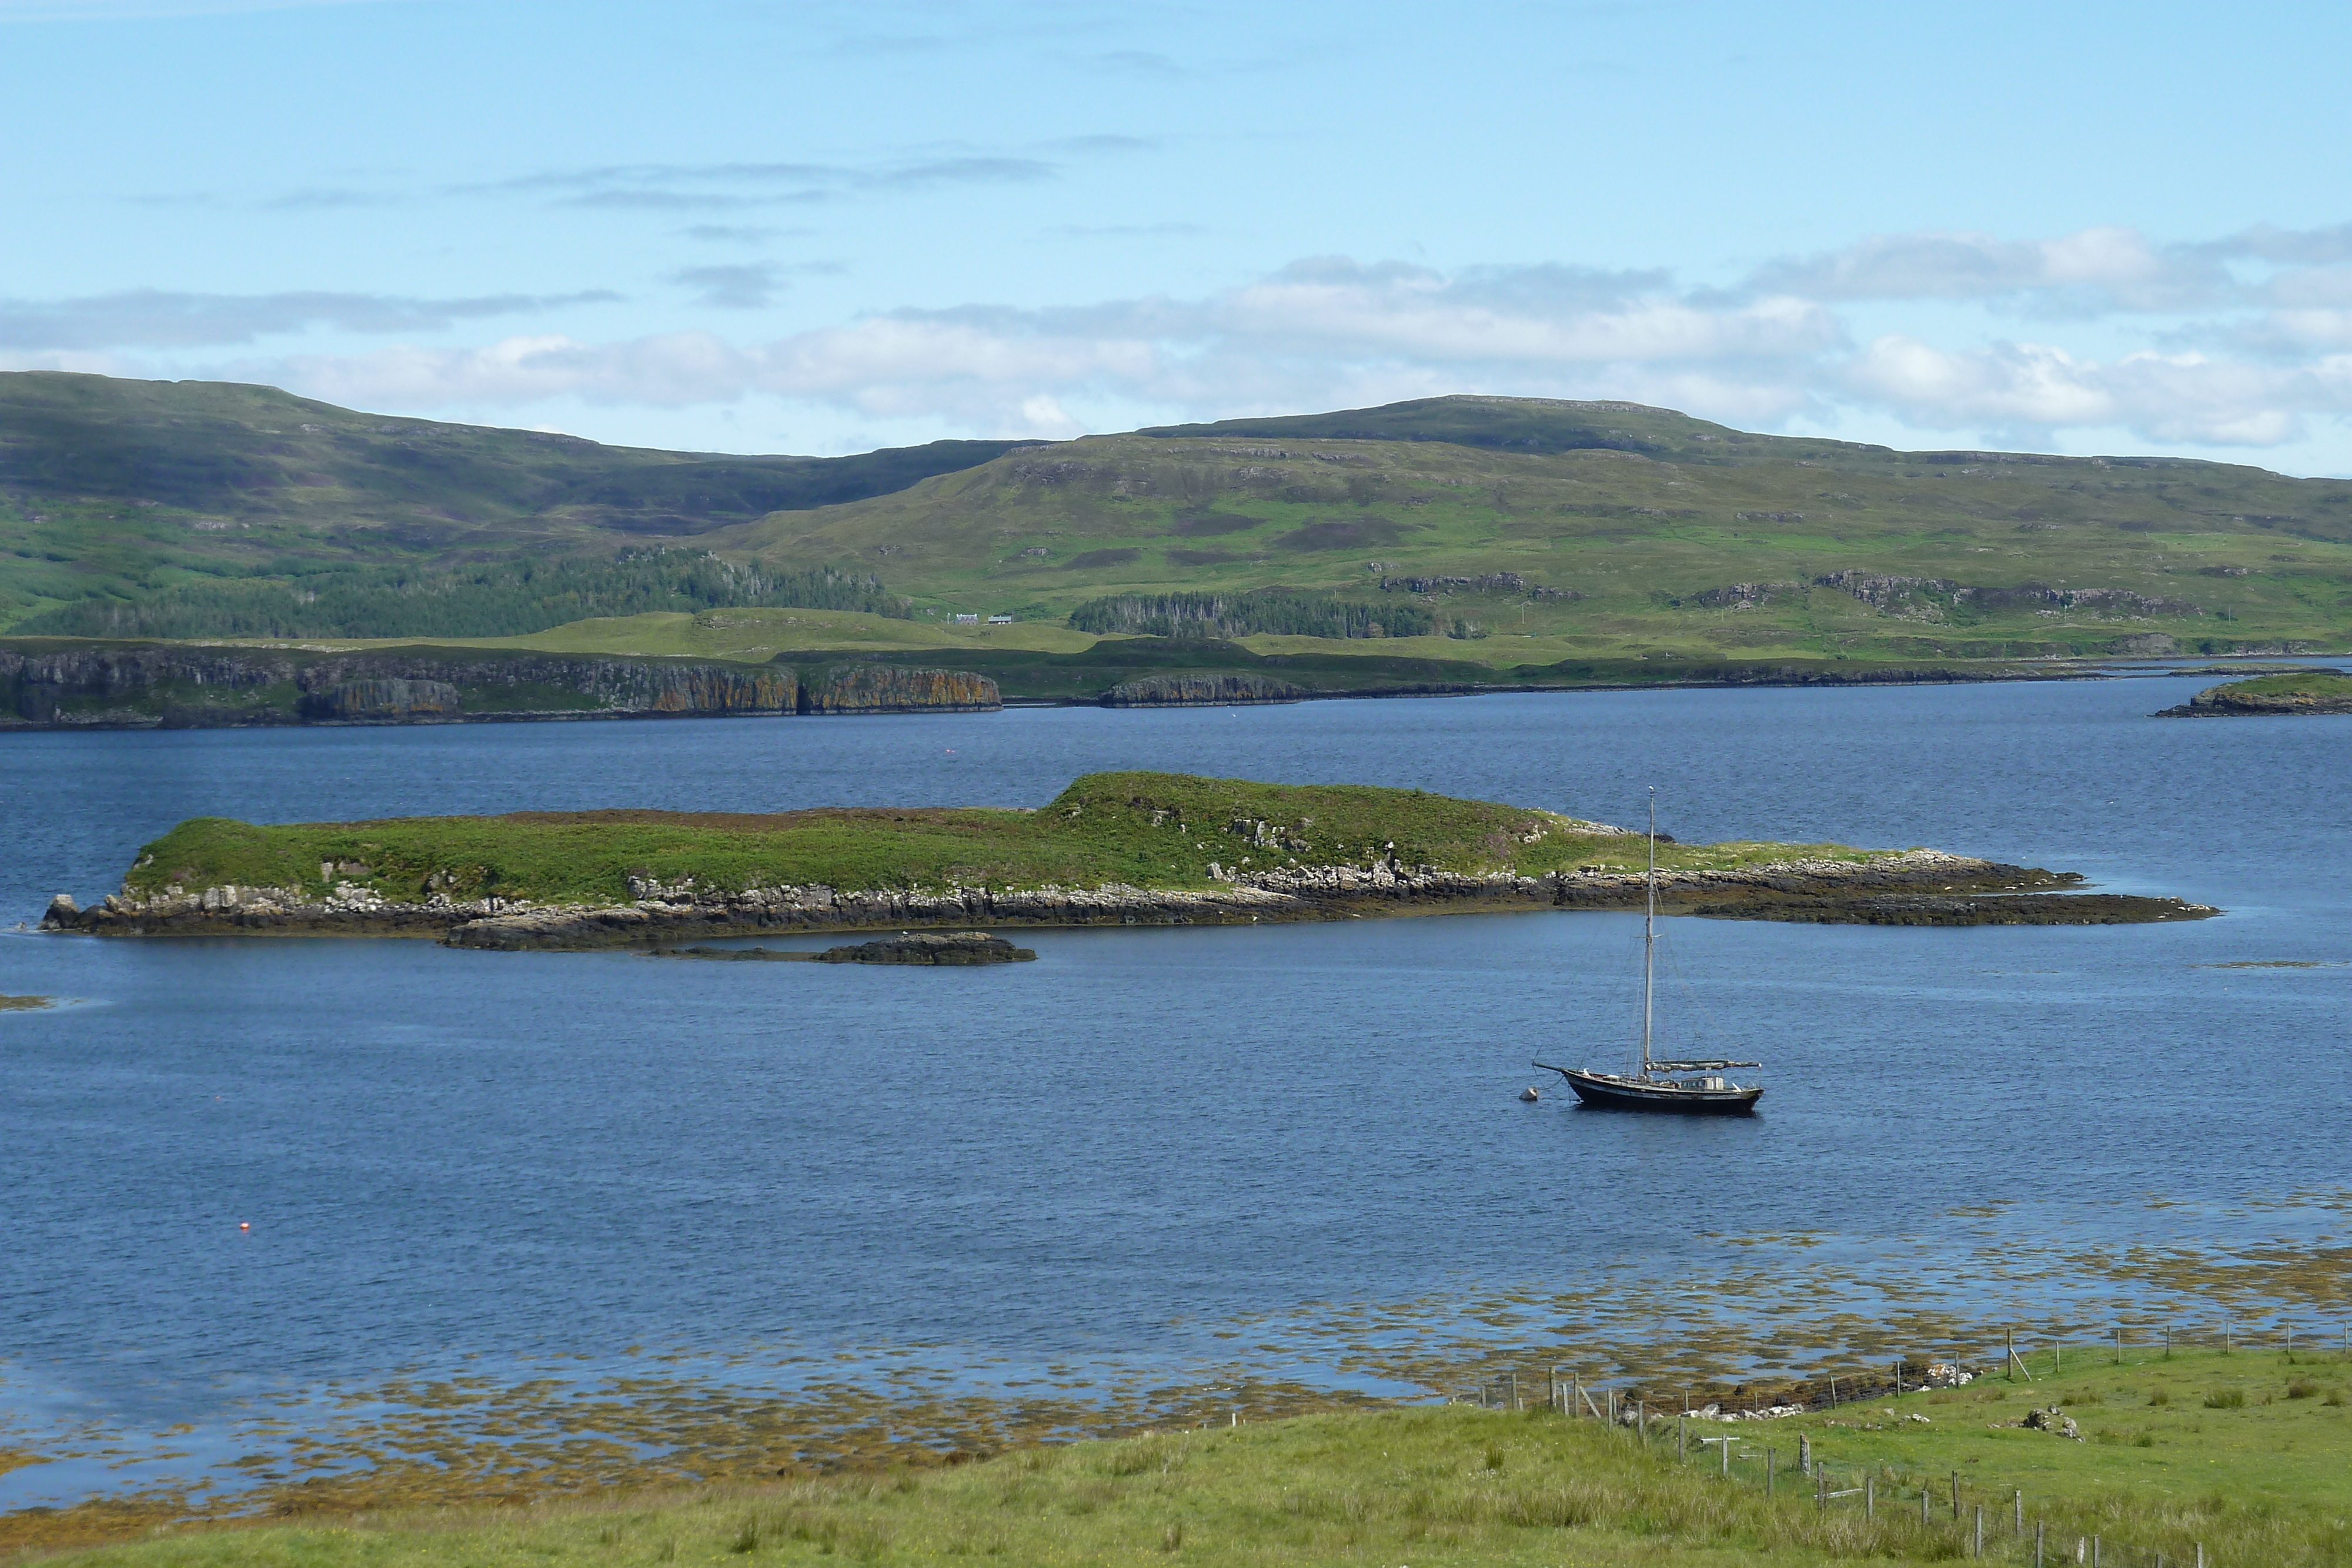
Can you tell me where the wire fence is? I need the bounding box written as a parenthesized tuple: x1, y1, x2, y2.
(1446, 1320, 2352, 1567)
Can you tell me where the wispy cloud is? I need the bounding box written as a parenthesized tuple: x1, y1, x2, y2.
(679, 225, 800, 244)
(61, 220, 2352, 456)
(0, 287, 619, 350)
(1046, 222, 1210, 238)
(0, 0, 390, 17)
(664, 262, 842, 310)
(457, 153, 1058, 213)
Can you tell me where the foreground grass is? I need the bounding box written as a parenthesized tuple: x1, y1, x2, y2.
(121, 770, 1881, 907)
(35, 1352, 2351, 1568)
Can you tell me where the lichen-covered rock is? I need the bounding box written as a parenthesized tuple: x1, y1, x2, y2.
(813, 931, 1036, 964)
(298, 678, 462, 722)
(1100, 673, 1306, 706)
(799, 664, 1000, 713)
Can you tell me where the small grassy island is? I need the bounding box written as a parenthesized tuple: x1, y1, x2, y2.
(2159, 670, 2352, 716)
(44, 773, 2213, 945)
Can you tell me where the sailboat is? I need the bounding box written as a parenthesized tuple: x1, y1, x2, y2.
(1534, 790, 1764, 1115)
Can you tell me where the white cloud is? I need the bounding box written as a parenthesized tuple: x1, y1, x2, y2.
(1750, 226, 2225, 314)
(1848, 335, 2352, 447)
(61, 224, 2346, 459)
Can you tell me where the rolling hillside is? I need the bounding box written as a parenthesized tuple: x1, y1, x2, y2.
(710, 396, 2352, 660)
(0, 371, 1024, 628)
(6, 375, 2350, 664)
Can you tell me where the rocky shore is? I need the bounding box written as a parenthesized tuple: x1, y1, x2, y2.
(2156, 674, 2352, 717)
(42, 850, 2216, 948)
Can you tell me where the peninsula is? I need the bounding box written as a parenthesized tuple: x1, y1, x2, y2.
(2156, 670, 2352, 716)
(42, 773, 2214, 947)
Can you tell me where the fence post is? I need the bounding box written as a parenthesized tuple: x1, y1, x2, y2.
(1866, 1473, 1875, 1520)
(1721, 1435, 1730, 1479)
(1677, 1414, 1686, 1460)
(2014, 1489, 2023, 1535)
(2036, 1520, 2044, 1567)
(1509, 1372, 1521, 1412)
(1951, 1471, 1960, 1519)
(2093, 1534, 2102, 1567)
(1767, 1447, 1775, 1497)
(2115, 1326, 2123, 1365)
(1799, 1433, 1811, 1475)
(1816, 1461, 1826, 1512)
(1976, 1506, 1984, 1557)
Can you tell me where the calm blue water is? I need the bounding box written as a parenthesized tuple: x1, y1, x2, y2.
(2, 676, 2348, 1499)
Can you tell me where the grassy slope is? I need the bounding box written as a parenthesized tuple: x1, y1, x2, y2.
(121, 771, 1871, 905)
(40, 1351, 2349, 1568)
(0, 373, 1020, 627)
(700, 397, 2352, 661)
(15, 377, 2351, 663)
(2200, 671, 2352, 700)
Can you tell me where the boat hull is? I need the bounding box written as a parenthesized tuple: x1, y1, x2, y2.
(1559, 1069, 1762, 1115)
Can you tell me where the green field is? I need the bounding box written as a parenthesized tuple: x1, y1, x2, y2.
(28, 1350, 2346, 1567)
(8, 375, 2350, 670)
(119, 771, 1864, 908)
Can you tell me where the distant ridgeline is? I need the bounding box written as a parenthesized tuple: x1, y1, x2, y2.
(18, 551, 907, 641)
(1068, 590, 1436, 640)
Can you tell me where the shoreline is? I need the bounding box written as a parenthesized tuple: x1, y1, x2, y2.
(6, 654, 2346, 730)
(44, 852, 2218, 946)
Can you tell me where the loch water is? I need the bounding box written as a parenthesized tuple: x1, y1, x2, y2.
(2, 674, 2348, 1505)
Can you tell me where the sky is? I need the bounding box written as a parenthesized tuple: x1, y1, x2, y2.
(4, 0, 2352, 473)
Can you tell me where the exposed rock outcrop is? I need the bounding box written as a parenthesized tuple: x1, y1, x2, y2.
(0, 643, 1006, 727)
(2157, 680, 2352, 716)
(797, 664, 1000, 713)
(298, 678, 462, 722)
(813, 931, 1035, 964)
(41, 848, 2217, 946)
(1100, 673, 1305, 706)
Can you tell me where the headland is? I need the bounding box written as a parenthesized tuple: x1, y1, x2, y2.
(2157, 670, 2352, 716)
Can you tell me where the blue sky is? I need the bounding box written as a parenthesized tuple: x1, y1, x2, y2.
(5, 0, 2351, 472)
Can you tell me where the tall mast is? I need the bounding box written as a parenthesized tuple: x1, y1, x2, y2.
(1642, 787, 1655, 1076)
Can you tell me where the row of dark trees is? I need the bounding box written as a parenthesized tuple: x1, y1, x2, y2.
(1067, 590, 1436, 640)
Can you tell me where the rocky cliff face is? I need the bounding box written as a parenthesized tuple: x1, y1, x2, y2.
(1100, 673, 1305, 706)
(797, 664, 1000, 713)
(0, 643, 836, 727)
(298, 678, 462, 722)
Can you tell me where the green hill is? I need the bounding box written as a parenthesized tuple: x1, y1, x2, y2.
(707, 402, 2352, 660)
(0, 371, 1023, 629)
(8, 373, 2351, 664)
